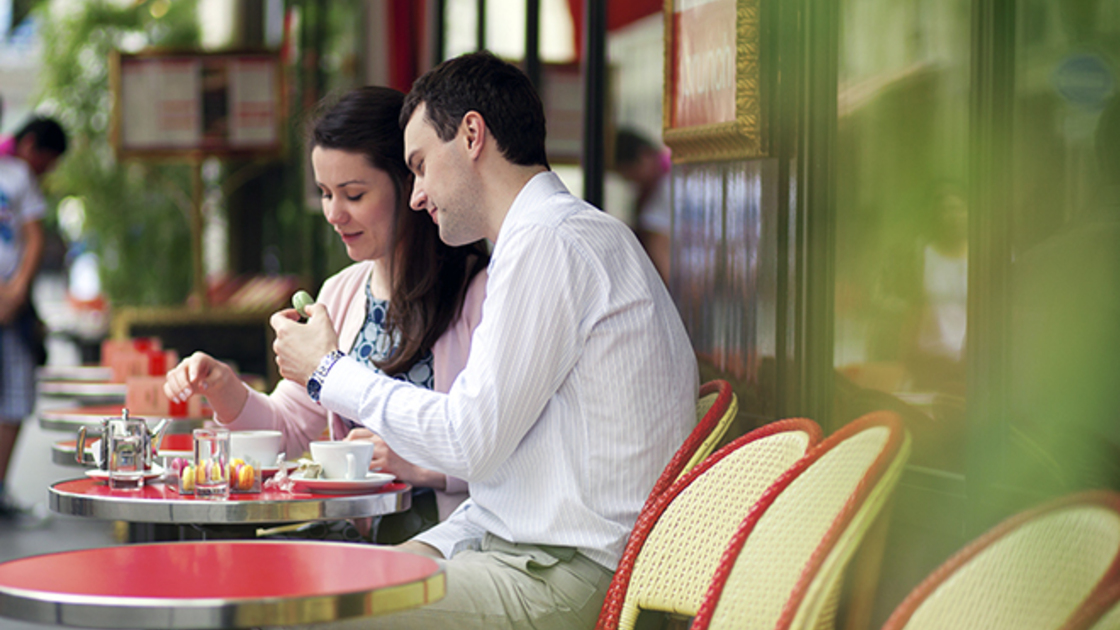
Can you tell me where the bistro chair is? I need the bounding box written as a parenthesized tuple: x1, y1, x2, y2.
(643, 379, 738, 507)
(690, 410, 911, 630)
(683, 379, 739, 475)
(880, 490, 1120, 630)
(596, 417, 823, 630)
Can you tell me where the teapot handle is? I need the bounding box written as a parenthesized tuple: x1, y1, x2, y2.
(76, 426, 89, 466)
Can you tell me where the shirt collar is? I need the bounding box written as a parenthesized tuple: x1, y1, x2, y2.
(496, 171, 568, 242)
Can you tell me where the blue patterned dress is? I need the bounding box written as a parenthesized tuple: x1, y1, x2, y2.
(348, 281, 436, 389)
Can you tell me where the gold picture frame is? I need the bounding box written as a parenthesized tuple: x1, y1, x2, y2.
(662, 0, 763, 163)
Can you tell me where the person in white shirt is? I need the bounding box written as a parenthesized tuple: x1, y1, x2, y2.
(271, 50, 698, 629)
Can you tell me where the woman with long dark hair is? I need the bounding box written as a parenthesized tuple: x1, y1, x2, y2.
(164, 86, 489, 539)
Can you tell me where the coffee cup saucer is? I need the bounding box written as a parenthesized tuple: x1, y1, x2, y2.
(288, 471, 395, 494)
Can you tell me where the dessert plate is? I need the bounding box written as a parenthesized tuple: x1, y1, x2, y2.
(289, 471, 395, 494)
(261, 461, 300, 478)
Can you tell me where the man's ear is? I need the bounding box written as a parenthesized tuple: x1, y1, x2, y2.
(460, 111, 486, 160)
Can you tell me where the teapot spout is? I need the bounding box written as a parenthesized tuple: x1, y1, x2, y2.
(149, 417, 172, 457)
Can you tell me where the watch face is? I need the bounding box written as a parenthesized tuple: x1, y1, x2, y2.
(307, 378, 322, 402)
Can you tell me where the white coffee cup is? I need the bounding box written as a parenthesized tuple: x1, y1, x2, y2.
(230, 430, 284, 467)
(309, 441, 375, 480)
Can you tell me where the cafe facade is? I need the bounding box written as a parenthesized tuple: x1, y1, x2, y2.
(4, 0, 1118, 626)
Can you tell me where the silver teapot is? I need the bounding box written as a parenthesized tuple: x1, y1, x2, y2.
(76, 408, 171, 471)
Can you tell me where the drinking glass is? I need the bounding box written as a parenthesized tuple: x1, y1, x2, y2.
(193, 428, 230, 500)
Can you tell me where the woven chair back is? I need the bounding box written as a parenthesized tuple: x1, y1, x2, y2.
(693, 411, 910, 630)
(597, 418, 823, 630)
(882, 491, 1120, 630)
(681, 380, 740, 476)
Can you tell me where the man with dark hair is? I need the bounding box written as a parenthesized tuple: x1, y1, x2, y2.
(3, 117, 67, 171)
(0, 116, 66, 519)
(271, 51, 698, 628)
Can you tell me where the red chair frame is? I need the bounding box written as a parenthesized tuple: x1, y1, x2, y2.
(691, 411, 909, 630)
(644, 379, 736, 503)
(882, 490, 1120, 630)
(596, 417, 824, 630)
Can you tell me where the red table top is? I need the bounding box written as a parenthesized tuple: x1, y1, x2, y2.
(0, 541, 444, 627)
(0, 541, 437, 599)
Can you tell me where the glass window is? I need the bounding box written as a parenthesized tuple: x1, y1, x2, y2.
(834, 0, 972, 472)
(443, 0, 574, 62)
(1006, 0, 1120, 492)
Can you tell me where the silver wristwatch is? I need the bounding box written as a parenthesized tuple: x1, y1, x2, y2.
(306, 349, 345, 404)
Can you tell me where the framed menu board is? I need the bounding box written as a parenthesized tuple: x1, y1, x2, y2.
(110, 50, 284, 159)
(662, 0, 763, 163)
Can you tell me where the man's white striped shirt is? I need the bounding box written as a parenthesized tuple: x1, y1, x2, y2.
(321, 171, 698, 569)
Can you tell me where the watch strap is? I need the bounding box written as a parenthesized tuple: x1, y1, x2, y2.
(307, 349, 345, 403)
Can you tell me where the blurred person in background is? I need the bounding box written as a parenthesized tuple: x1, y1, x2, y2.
(614, 127, 672, 284)
(902, 182, 969, 394)
(0, 116, 66, 519)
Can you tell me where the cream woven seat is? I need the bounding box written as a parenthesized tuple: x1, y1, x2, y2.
(881, 491, 1120, 630)
(691, 410, 911, 630)
(596, 417, 823, 630)
(642, 379, 739, 507)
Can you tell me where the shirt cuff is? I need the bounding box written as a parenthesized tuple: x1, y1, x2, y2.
(319, 354, 376, 420)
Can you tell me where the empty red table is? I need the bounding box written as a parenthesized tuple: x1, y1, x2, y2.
(0, 540, 444, 628)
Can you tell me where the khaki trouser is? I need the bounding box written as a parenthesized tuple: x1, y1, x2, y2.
(297, 534, 614, 629)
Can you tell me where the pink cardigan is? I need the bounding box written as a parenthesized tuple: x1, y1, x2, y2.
(222, 260, 487, 518)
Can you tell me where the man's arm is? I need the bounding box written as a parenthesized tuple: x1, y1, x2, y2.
(321, 225, 593, 481)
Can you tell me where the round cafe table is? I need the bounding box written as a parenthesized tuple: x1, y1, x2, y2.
(0, 540, 445, 628)
(36, 364, 114, 382)
(50, 432, 198, 468)
(50, 477, 412, 526)
(50, 438, 96, 466)
(37, 403, 207, 433)
(37, 380, 126, 404)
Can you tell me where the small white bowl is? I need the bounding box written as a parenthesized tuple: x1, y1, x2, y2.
(230, 430, 284, 467)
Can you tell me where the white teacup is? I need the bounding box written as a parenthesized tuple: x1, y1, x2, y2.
(230, 430, 284, 467)
(309, 441, 375, 480)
